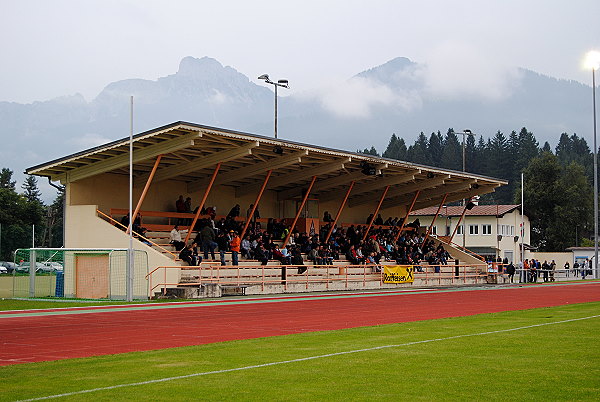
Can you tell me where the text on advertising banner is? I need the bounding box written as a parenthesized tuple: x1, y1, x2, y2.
(383, 265, 414, 284)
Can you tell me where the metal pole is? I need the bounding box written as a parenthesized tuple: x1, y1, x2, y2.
(521, 172, 524, 278)
(282, 176, 317, 248)
(592, 67, 598, 278)
(127, 96, 134, 301)
(274, 84, 278, 139)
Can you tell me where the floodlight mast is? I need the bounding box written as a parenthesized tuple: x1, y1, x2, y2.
(584, 50, 600, 278)
(258, 74, 289, 139)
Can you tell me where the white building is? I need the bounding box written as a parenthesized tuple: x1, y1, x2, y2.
(411, 204, 531, 263)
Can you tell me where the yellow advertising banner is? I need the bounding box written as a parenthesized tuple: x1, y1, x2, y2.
(383, 265, 414, 283)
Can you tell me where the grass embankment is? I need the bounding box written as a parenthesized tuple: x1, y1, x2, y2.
(1, 302, 599, 401)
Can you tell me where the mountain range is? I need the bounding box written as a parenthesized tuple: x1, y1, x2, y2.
(0, 55, 594, 199)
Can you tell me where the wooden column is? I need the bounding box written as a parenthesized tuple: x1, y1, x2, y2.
(421, 193, 448, 247)
(324, 181, 355, 243)
(394, 190, 421, 242)
(128, 154, 162, 234)
(282, 176, 317, 248)
(362, 185, 390, 242)
(184, 163, 221, 244)
(240, 170, 272, 239)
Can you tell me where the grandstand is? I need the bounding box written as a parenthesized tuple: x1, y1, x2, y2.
(26, 121, 507, 298)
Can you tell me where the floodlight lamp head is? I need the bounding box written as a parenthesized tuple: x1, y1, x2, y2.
(277, 79, 289, 87)
(584, 50, 600, 71)
(258, 74, 270, 81)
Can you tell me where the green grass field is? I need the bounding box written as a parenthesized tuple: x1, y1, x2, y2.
(1, 302, 599, 401)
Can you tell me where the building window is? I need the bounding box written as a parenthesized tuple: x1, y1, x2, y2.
(457, 225, 464, 235)
(482, 224, 492, 235)
(510, 225, 515, 236)
(431, 226, 437, 235)
(469, 224, 479, 235)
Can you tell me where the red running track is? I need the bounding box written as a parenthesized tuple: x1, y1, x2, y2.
(1, 282, 599, 366)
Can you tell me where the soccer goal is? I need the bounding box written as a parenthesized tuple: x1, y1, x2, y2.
(9, 248, 149, 300)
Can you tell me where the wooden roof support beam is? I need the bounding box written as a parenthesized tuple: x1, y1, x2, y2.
(240, 170, 273, 240)
(348, 176, 449, 208)
(238, 158, 350, 197)
(277, 163, 388, 200)
(282, 176, 317, 248)
(394, 190, 421, 242)
(64, 132, 202, 183)
(187, 150, 307, 193)
(421, 193, 448, 247)
(183, 163, 222, 245)
(136, 141, 259, 186)
(362, 186, 390, 242)
(128, 155, 162, 234)
(324, 181, 355, 243)
(412, 184, 499, 212)
(381, 180, 472, 210)
(318, 171, 416, 202)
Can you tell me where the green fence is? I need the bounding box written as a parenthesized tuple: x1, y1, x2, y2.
(1, 248, 149, 300)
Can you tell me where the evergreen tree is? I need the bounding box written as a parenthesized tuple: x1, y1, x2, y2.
(406, 132, 430, 165)
(465, 135, 477, 173)
(440, 129, 461, 171)
(541, 142, 552, 154)
(382, 134, 407, 160)
(517, 153, 562, 250)
(22, 175, 42, 204)
(358, 146, 379, 156)
(548, 162, 593, 250)
(428, 131, 444, 167)
(0, 168, 16, 190)
(514, 127, 540, 175)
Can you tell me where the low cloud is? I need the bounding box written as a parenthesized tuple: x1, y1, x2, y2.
(419, 41, 523, 101)
(306, 76, 422, 119)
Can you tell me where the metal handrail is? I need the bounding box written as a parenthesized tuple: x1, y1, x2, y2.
(96, 209, 178, 259)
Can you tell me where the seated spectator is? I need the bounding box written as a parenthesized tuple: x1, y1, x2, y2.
(292, 247, 306, 274)
(308, 246, 323, 265)
(170, 225, 186, 251)
(179, 243, 201, 266)
(323, 211, 333, 223)
(241, 235, 252, 259)
(374, 214, 384, 225)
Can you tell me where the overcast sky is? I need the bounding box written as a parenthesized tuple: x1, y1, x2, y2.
(1, 0, 599, 104)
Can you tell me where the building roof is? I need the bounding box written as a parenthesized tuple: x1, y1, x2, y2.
(411, 204, 521, 217)
(27, 121, 507, 210)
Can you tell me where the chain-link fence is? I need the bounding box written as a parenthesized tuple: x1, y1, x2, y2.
(1, 248, 148, 300)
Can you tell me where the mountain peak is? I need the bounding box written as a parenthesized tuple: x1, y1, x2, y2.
(177, 56, 225, 77)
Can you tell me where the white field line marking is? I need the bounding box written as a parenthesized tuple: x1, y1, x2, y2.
(17, 314, 600, 402)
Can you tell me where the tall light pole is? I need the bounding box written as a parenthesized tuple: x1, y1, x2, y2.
(258, 74, 289, 139)
(458, 129, 476, 250)
(584, 51, 600, 277)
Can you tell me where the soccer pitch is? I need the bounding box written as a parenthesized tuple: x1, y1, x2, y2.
(1, 301, 598, 401)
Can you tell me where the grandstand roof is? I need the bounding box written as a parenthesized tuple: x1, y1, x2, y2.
(27, 121, 508, 211)
(411, 204, 521, 217)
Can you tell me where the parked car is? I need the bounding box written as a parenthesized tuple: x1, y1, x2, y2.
(16, 262, 46, 273)
(0, 261, 17, 274)
(0, 266, 6, 274)
(40, 262, 63, 272)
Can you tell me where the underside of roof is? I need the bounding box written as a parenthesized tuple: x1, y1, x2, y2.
(27, 121, 508, 211)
